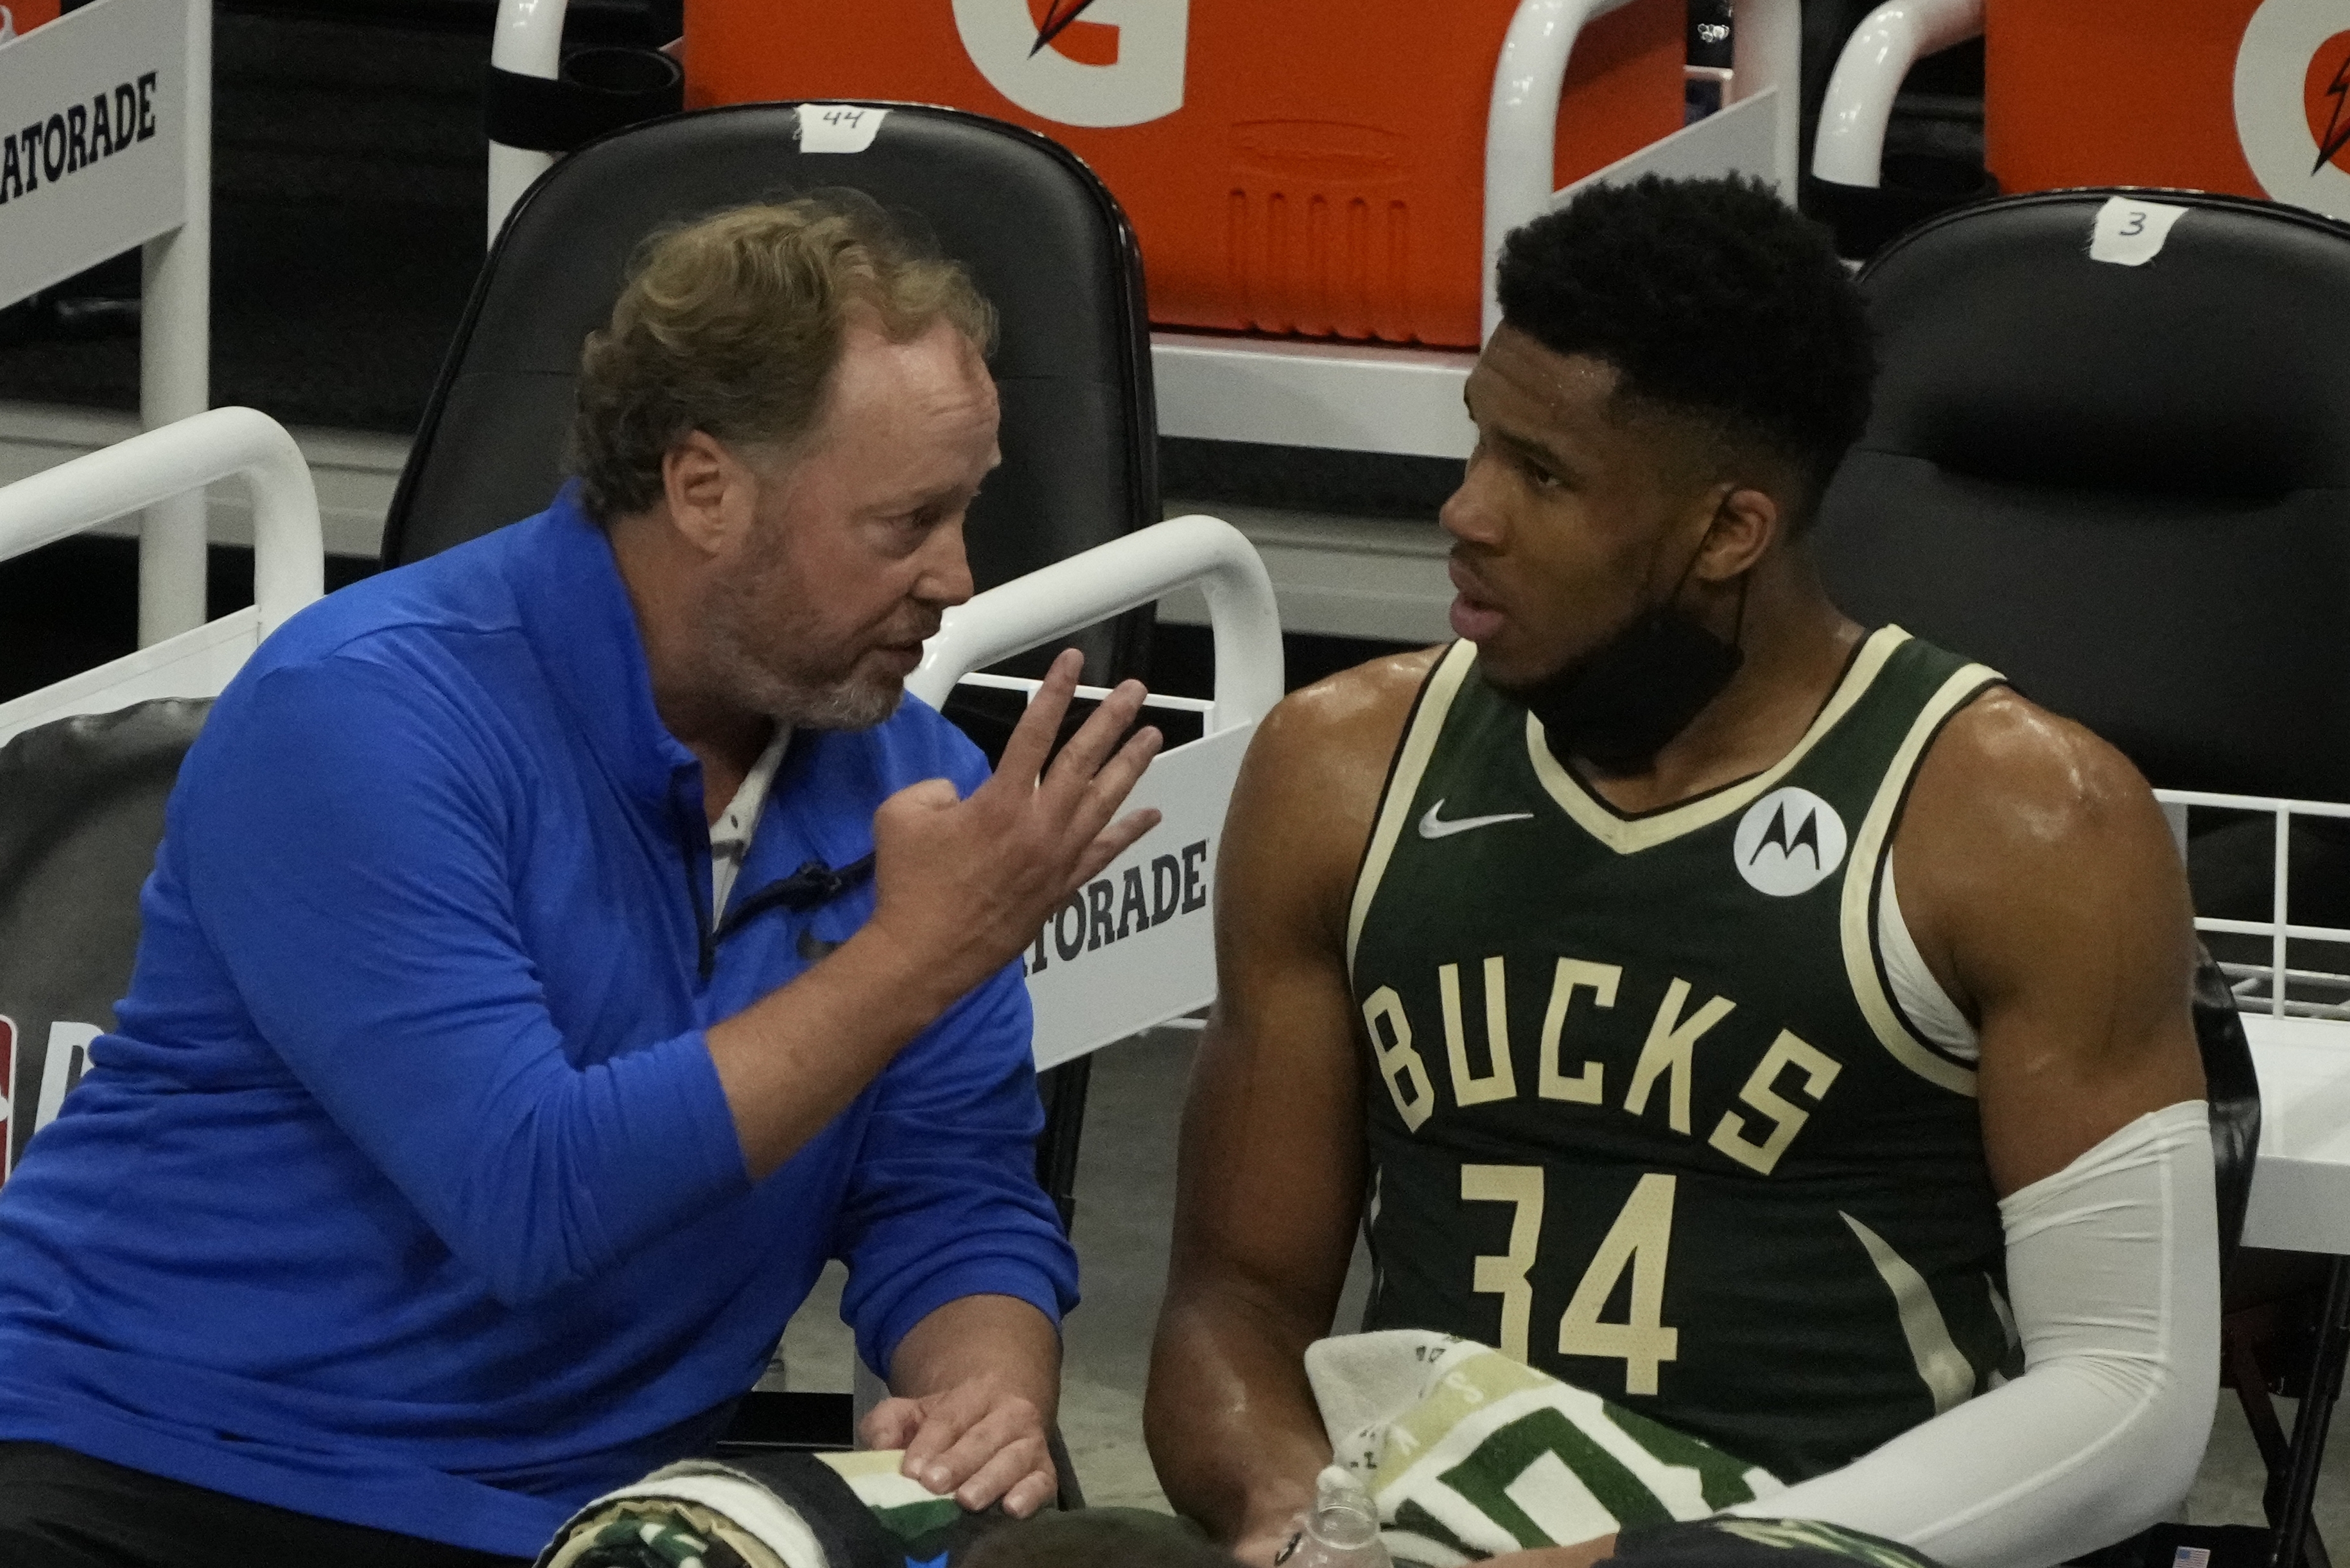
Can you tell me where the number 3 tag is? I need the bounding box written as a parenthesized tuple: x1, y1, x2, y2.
(2088, 196, 2189, 267)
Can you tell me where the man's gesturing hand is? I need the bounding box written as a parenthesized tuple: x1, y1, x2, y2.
(868, 648, 1163, 999)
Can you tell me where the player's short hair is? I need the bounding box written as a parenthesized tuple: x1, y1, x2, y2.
(1495, 174, 1874, 528)
(571, 191, 998, 521)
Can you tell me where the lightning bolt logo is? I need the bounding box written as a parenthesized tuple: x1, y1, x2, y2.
(1029, 0, 1102, 57)
(2317, 47, 2350, 176)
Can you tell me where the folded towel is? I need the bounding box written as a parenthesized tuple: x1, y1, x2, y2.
(1306, 1331, 1786, 1567)
(534, 1450, 1012, 1568)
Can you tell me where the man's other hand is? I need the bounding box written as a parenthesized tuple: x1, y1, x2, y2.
(869, 647, 1162, 1002)
(866, 1293, 1064, 1519)
(862, 1375, 1056, 1518)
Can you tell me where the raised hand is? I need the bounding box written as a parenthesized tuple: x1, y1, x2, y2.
(866, 647, 1163, 998)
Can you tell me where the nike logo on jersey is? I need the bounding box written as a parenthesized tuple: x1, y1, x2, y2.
(1418, 800, 1536, 839)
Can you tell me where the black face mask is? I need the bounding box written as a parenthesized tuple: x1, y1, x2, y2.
(1494, 543, 1747, 778)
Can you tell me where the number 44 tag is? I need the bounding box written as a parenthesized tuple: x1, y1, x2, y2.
(2088, 196, 2189, 267)
(797, 103, 889, 154)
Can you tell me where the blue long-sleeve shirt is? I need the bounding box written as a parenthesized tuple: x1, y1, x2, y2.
(0, 492, 1077, 1555)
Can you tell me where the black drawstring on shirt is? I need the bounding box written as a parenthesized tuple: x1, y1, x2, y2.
(668, 781, 874, 981)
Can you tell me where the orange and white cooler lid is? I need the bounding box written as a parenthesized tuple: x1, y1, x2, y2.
(1987, 0, 2350, 224)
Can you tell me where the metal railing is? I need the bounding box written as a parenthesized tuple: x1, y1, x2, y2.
(2158, 787, 2350, 1022)
(0, 407, 324, 747)
(1811, 0, 1983, 189)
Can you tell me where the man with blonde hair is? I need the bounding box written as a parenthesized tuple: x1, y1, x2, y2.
(0, 195, 1159, 1565)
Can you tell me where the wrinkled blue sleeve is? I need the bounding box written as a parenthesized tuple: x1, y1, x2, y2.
(172, 654, 749, 1308)
(832, 735, 1081, 1378)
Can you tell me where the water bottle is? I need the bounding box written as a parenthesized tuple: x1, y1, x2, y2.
(1281, 1466, 1392, 1568)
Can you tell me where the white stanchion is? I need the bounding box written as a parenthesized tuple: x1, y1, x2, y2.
(0, 0, 214, 648)
(137, 0, 209, 646)
(486, 0, 562, 243)
(909, 514, 1282, 735)
(1811, 0, 1985, 189)
(1483, 0, 1642, 342)
(0, 408, 325, 747)
(1484, 0, 1801, 342)
(1729, 0, 1800, 196)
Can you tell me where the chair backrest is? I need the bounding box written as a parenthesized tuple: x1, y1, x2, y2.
(1809, 190, 2335, 1260)
(0, 699, 209, 1178)
(1813, 189, 2350, 801)
(381, 101, 1158, 683)
(2192, 948, 2259, 1268)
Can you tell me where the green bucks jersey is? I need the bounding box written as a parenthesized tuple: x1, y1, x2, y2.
(1348, 627, 2019, 1484)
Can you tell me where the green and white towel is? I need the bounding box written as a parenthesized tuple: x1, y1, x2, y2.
(535, 1449, 1010, 1568)
(1307, 1331, 1786, 1567)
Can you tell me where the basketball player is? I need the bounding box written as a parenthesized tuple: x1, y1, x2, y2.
(1145, 177, 2218, 1568)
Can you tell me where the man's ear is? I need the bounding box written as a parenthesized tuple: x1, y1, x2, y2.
(1694, 483, 1782, 583)
(659, 431, 754, 559)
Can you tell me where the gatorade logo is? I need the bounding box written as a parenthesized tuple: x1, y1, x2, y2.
(1733, 787, 1848, 898)
(2237, 0, 2350, 220)
(953, 0, 1188, 129)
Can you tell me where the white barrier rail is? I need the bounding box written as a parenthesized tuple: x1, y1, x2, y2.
(1811, 0, 1983, 189)
(486, 0, 562, 247)
(909, 514, 1282, 734)
(2157, 787, 2350, 1023)
(0, 0, 213, 646)
(1486, 0, 1798, 336)
(0, 406, 324, 747)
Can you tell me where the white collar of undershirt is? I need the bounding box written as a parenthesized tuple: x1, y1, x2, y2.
(709, 726, 792, 921)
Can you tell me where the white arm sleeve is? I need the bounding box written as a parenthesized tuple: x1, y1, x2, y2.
(1723, 1101, 2220, 1568)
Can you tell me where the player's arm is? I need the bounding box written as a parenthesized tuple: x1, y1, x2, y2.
(1707, 692, 2217, 1568)
(1906, 691, 2206, 1191)
(1146, 654, 1434, 1563)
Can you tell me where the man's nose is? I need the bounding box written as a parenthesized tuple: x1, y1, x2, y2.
(915, 518, 976, 609)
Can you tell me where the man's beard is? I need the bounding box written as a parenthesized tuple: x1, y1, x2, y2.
(701, 537, 914, 732)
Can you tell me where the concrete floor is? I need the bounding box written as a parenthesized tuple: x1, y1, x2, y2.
(781, 1029, 2350, 1552)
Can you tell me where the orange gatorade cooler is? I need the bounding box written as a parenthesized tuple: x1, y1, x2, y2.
(684, 0, 1685, 346)
(1, 0, 63, 38)
(1985, 0, 2350, 223)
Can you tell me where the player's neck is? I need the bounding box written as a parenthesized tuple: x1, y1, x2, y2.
(1571, 555, 1861, 815)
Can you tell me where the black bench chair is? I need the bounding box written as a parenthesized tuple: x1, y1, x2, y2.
(1813, 186, 2350, 1568)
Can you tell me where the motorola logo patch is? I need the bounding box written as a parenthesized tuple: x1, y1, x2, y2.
(1733, 787, 1849, 897)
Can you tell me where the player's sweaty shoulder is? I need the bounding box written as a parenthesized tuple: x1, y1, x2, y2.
(1897, 684, 2181, 972)
(1908, 685, 2163, 857)
(1225, 646, 1446, 917)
